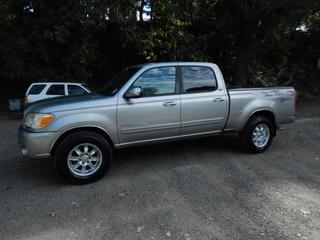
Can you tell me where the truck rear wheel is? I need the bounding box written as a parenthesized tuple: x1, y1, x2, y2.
(55, 131, 112, 184)
(240, 115, 274, 153)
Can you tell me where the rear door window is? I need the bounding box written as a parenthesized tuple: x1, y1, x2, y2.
(46, 84, 65, 95)
(181, 66, 217, 93)
(68, 85, 88, 95)
(28, 84, 46, 95)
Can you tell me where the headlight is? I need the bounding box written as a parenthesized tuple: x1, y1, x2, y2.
(24, 113, 55, 129)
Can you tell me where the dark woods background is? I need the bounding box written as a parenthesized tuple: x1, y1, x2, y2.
(0, 0, 320, 101)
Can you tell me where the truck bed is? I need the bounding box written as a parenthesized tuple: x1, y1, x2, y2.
(225, 87, 296, 131)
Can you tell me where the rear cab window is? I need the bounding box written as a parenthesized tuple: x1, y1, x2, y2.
(46, 84, 65, 95)
(181, 66, 217, 93)
(27, 84, 46, 95)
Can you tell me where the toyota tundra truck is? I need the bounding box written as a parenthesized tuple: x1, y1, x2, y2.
(18, 62, 296, 184)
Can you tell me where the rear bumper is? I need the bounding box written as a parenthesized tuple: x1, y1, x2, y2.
(17, 125, 56, 158)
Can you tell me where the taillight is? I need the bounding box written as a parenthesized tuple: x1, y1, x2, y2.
(24, 96, 28, 103)
(294, 91, 298, 108)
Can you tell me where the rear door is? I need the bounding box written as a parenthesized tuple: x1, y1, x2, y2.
(117, 66, 180, 144)
(180, 65, 228, 136)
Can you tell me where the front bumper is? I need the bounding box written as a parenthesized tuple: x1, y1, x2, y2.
(17, 125, 56, 158)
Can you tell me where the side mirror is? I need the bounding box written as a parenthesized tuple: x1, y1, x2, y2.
(124, 86, 142, 99)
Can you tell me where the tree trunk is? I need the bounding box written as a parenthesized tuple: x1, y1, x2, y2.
(139, 0, 145, 22)
(235, 24, 255, 86)
(150, 0, 154, 21)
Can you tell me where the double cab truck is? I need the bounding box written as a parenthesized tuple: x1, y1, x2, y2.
(18, 62, 296, 184)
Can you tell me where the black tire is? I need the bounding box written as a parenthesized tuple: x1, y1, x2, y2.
(55, 131, 112, 184)
(239, 115, 275, 153)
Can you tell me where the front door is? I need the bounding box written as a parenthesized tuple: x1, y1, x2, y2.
(117, 66, 180, 144)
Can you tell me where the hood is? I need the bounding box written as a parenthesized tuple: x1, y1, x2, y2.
(25, 94, 116, 114)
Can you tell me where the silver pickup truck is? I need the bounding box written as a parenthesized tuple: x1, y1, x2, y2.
(18, 62, 296, 184)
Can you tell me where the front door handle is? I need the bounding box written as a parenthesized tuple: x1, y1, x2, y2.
(163, 101, 177, 107)
(213, 98, 224, 103)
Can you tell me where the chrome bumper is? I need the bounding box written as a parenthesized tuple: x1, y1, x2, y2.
(17, 125, 56, 158)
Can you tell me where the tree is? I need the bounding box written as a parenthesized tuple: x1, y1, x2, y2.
(0, 0, 319, 99)
(213, 0, 316, 86)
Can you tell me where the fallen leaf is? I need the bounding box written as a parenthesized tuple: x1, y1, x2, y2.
(71, 201, 80, 208)
(300, 209, 311, 214)
(118, 191, 129, 197)
(49, 212, 56, 217)
(137, 226, 143, 233)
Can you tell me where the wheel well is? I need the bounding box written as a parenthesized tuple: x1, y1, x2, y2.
(50, 127, 114, 157)
(248, 110, 276, 136)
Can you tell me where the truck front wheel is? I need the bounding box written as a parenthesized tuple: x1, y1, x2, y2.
(240, 115, 275, 153)
(55, 131, 112, 184)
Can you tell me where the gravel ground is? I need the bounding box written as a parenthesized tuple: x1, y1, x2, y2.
(0, 105, 320, 240)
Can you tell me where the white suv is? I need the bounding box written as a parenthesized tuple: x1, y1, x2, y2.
(25, 82, 91, 104)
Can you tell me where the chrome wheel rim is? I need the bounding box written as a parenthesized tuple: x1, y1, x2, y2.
(67, 143, 102, 177)
(252, 123, 270, 148)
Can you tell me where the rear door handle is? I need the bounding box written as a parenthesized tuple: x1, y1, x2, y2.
(163, 101, 177, 107)
(213, 98, 224, 103)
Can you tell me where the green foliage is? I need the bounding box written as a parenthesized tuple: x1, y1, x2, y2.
(125, 19, 208, 62)
(0, 0, 319, 98)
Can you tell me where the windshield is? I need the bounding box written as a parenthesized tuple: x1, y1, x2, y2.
(100, 67, 141, 95)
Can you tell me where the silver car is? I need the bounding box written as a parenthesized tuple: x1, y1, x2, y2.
(18, 62, 296, 184)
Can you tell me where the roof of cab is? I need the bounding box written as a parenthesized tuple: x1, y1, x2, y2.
(131, 61, 217, 68)
(30, 82, 86, 85)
